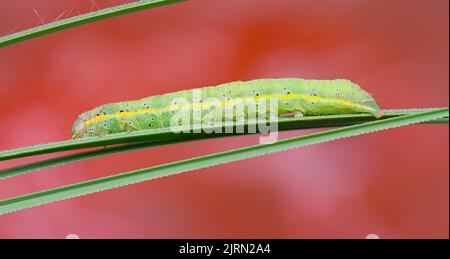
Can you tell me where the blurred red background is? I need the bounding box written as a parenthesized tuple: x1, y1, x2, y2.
(0, 0, 448, 238)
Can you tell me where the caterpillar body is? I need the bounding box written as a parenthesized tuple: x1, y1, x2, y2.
(72, 78, 383, 139)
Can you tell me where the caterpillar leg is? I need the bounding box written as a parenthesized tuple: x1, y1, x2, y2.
(97, 129, 110, 137)
(202, 116, 214, 126)
(292, 106, 307, 117)
(123, 121, 139, 133)
(293, 111, 304, 117)
(258, 112, 269, 121)
(280, 110, 305, 118)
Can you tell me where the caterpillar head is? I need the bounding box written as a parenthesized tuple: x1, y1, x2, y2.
(71, 116, 87, 139)
(72, 106, 106, 138)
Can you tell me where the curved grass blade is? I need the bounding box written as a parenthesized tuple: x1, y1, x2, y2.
(0, 108, 448, 180)
(0, 107, 447, 215)
(0, 142, 171, 180)
(1, 108, 447, 162)
(0, 134, 226, 180)
(0, 0, 186, 48)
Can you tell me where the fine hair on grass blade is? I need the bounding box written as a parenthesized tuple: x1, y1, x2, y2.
(0, 0, 187, 48)
(0, 108, 447, 162)
(0, 107, 447, 215)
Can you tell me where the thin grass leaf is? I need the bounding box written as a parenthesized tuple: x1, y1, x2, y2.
(0, 136, 223, 180)
(0, 0, 186, 48)
(0, 108, 448, 180)
(0, 107, 447, 215)
(1, 108, 447, 162)
(0, 141, 173, 180)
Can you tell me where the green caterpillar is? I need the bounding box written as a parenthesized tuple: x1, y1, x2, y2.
(72, 78, 383, 138)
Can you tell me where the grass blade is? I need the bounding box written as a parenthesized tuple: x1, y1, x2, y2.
(0, 0, 186, 48)
(0, 141, 173, 180)
(0, 109, 448, 180)
(0, 107, 447, 215)
(1, 108, 447, 162)
(0, 135, 225, 180)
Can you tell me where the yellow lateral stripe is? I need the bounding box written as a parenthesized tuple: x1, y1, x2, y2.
(84, 94, 375, 126)
(85, 108, 156, 125)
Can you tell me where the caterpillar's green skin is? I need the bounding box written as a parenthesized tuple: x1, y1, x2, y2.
(72, 78, 382, 138)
